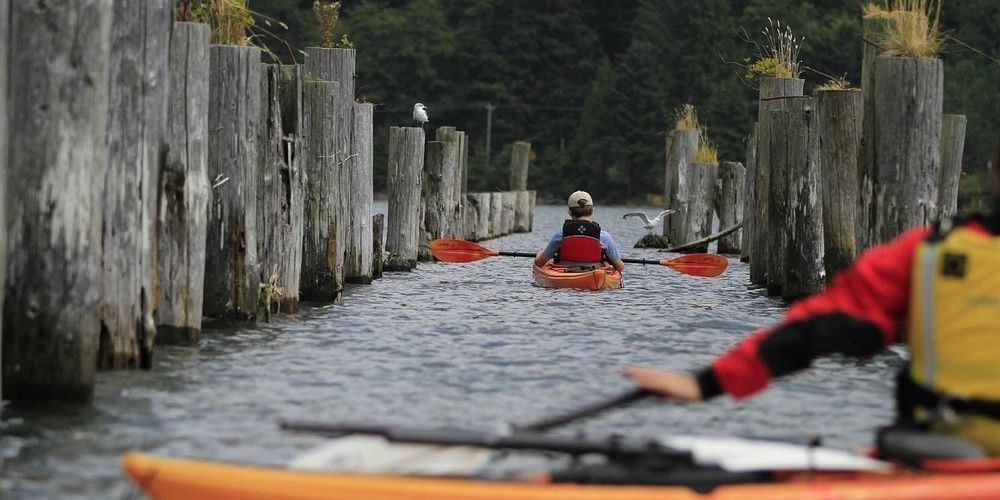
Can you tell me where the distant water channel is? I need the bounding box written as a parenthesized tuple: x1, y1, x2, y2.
(1, 204, 901, 498)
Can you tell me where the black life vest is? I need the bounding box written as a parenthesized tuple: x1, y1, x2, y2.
(559, 219, 603, 263)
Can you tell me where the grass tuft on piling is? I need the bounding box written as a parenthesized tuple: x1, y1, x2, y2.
(694, 128, 719, 164)
(864, 0, 943, 58)
(314, 1, 353, 49)
(742, 18, 804, 81)
(673, 104, 699, 131)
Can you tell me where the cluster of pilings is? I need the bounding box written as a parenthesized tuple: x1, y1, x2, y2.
(0, 6, 534, 403)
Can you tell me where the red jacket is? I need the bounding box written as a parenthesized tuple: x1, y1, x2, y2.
(697, 219, 995, 400)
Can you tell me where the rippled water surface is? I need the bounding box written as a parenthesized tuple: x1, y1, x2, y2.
(1, 204, 901, 498)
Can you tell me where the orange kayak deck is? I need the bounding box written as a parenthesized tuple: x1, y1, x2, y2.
(532, 263, 622, 290)
(123, 452, 1000, 500)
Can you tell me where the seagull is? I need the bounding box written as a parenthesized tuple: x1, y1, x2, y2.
(412, 103, 429, 127)
(623, 209, 676, 233)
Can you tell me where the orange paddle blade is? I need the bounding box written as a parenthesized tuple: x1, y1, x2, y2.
(429, 239, 499, 263)
(659, 254, 728, 277)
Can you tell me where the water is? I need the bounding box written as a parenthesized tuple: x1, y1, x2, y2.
(0, 204, 901, 498)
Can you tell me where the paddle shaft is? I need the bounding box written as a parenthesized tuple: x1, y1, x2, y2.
(516, 388, 652, 433)
(498, 251, 673, 267)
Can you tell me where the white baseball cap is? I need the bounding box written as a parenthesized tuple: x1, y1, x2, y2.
(568, 190, 593, 207)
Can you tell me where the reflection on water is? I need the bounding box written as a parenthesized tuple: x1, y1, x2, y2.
(0, 204, 901, 498)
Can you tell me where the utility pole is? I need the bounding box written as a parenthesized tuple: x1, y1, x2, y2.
(484, 102, 496, 171)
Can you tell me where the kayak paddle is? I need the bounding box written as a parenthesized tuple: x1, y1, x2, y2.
(430, 238, 729, 277)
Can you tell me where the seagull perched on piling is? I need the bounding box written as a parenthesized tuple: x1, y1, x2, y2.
(623, 209, 676, 233)
(412, 103, 429, 127)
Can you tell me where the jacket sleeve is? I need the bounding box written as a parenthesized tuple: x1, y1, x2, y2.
(698, 227, 930, 400)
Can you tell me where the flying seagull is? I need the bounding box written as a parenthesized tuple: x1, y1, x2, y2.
(623, 209, 676, 233)
(412, 103, 429, 126)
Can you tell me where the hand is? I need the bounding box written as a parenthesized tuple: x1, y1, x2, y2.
(620, 366, 702, 402)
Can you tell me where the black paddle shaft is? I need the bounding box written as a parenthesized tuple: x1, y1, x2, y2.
(497, 251, 661, 266)
(516, 388, 653, 433)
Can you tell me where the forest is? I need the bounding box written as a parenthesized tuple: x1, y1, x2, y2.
(250, 0, 998, 208)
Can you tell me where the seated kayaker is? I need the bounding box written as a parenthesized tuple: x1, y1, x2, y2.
(534, 190, 625, 273)
(623, 143, 1000, 457)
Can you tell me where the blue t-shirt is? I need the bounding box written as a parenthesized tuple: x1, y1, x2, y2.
(542, 229, 621, 261)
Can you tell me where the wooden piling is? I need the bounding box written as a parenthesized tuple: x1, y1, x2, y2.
(300, 80, 343, 300)
(98, 0, 171, 368)
(783, 98, 825, 300)
(937, 114, 967, 219)
(372, 213, 385, 280)
(3, 0, 111, 401)
(663, 131, 675, 216)
(256, 64, 305, 318)
(462, 193, 480, 241)
(204, 46, 262, 320)
(680, 163, 718, 253)
(509, 141, 531, 191)
(385, 127, 425, 271)
(717, 161, 745, 255)
(665, 130, 698, 245)
(489, 192, 504, 238)
(859, 17, 890, 250)
(502, 191, 517, 235)
(0, 0, 7, 398)
(419, 141, 450, 261)
(740, 125, 757, 263)
(529, 191, 537, 231)
(436, 127, 464, 237)
(817, 89, 862, 280)
(474, 193, 492, 241)
(514, 191, 532, 232)
(766, 108, 791, 296)
(751, 78, 804, 286)
(872, 56, 943, 244)
(346, 102, 375, 283)
(157, 22, 210, 345)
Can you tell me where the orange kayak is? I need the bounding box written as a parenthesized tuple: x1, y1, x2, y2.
(532, 263, 622, 290)
(123, 452, 1000, 500)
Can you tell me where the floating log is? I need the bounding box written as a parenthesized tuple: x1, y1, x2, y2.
(3, 0, 111, 401)
(937, 114, 967, 219)
(665, 130, 697, 245)
(501, 191, 517, 235)
(872, 56, 943, 244)
(859, 17, 890, 250)
(300, 79, 343, 300)
(661, 223, 743, 254)
(204, 46, 262, 320)
(514, 191, 531, 232)
(304, 48, 355, 295)
(346, 102, 375, 283)
(740, 125, 757, 263)
(372, 213, 385, 280)
(385, 127, 425, 271)
(817, 89, 861, 280)
(0, 0, 7, 398)
(751, 78, 804, 286)
(419, 141, 451, 261)
(679, 162, 718, 253)
(99, 0, 171, 368)
(157, 22, 210, 345)
(717, 161, 745, 255)
(783, 98, 824, 300)
(489, 192, 503, 238)
(473, 193, 491, 241)
(509, 141, 531, 190)
(255, 64, 305, 318)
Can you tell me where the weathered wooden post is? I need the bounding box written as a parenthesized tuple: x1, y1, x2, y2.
(740, 125, 757, 263)
(372, 213, 385, 280)
(304, 48, 356, 290)
(463, 193, 480, 241)
(859, 16, 891, 250)
(300, 79, 342, 300)
(937, 114, 967, 219)
(0, 0, 7, 398)
(4, 0, 111, 401)
(204, 45, 262, 320)
(751, 78, 804, 287)
(509, 141, 531, 191)
(663, 131, 675, 211)
(782, 98, 824, 300)
(514, 191, 532, 232)
(765, 109, 791, 296)
(817, 89, 862, 280)
(436, 127, 464, 237)
(665, 130, 698, 245)
(157, 21, 210, 345)
(256, 64, 305, 317)
(98, 0, 171, 368)
(488, 192, 503, 239)
(529, 191, 537, 231)
(872, 56, 943, 243)
(419, 141, 451, 261)
(474, 193, 492, 241)
(717, 161, 745, 254)
(347, 102, 375, 283)
(680, 163, 718, 253)
(385, 127, 425, 271)
(502, 191, 517, 235)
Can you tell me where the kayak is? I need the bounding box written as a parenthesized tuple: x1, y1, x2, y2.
(532, 262, 622, 290)
(123, 451, 1000, 500)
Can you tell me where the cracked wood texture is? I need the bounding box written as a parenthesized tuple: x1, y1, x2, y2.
(488, 192, 503, 238)
(717, 161, 745, 255)
(347, 102, 374, 283)
(501, 191, 516, 235)
(766, 108, 791, 296)
(859, 18, 890, 250)
(0, 0, 7, 398)
(783, 98, 824, 300)
(157, 22, 210, 345)
(204, 46, 261, 320)
(873, 56, 943, 244)
(937, 114, 966, 219)
(751, 78, 804, 286)
(256, 64, 305, 316)
(817, 89, 861, 281)
(514, 191, 531, 232)
(509, 141, 530, 190)
(419, 141, 450, 262)
(740, 125, 757, 262)
(3, 0, 111, 401)
(679, 163, 718, 253)
(664, 130, 697, 245)
(301, 79, 343, 301)
(385, 127, 425, 271)
(372, 213, 385, 280)
(470, 193, 491, 241)
(436, 127, 464, 237)
(99, 0, 170, 369)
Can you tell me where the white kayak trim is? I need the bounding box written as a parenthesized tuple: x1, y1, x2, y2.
(288, 434, 492, 475)
(657, 435, 892, 473)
